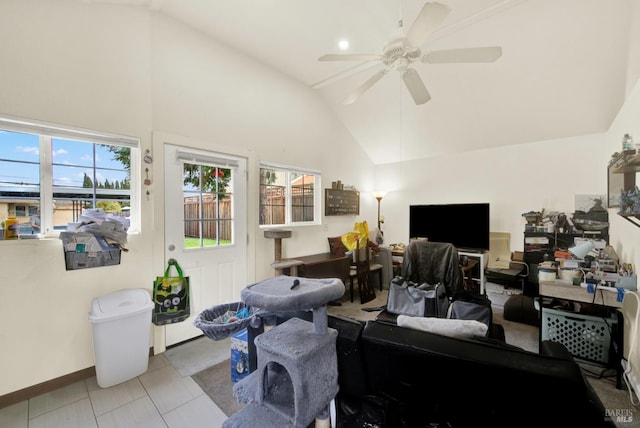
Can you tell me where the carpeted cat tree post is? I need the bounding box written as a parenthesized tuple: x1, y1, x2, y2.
(264, 229, 303, 276)
(222, 275, 345, 428)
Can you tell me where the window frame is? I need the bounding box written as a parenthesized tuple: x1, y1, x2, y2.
(259, 161, 321, 227)
(0, 115, 140, 237)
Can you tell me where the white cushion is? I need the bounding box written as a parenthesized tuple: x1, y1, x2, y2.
(397, 315, 488, 339)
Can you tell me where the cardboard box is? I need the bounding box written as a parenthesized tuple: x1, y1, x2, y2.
(230, 329, 249, 382)
(511, 251, 525, 262)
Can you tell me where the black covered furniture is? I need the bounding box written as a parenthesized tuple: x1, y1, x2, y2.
(503, 293, 539, 326)
(360, 320, 612, 427)
(248, 312, 613, 427)
(402, 240, 464, 298)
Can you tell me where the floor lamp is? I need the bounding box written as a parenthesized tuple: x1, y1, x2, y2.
(372, 191, 386, 239)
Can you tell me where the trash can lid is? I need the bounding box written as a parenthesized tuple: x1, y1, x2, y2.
(89, 288, 153, 322)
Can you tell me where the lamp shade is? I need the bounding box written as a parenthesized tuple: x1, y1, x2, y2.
(569, 241, 595, 259)
(372, 190, 387, 200)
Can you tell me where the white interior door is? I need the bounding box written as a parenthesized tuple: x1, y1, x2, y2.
(164, 143, 247, 346)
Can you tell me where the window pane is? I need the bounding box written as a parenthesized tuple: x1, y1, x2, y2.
(218, 219, 233, 246)
(260, 168, 285, 225)
(183, 163, 233, 248)
(259, 166, 318, 226)
(51, 138, 131, 229)
(291, 173, 315, 222)
(0, 131, 41, 231)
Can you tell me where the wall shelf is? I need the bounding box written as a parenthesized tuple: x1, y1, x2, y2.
(610, 150, 640, 174)
(619, 212, 640, 228)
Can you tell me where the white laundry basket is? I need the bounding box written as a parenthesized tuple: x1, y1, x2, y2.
(89, 288, 153, 388)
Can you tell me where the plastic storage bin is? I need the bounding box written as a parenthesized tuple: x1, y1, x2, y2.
(89, 288, 154, 388)
(541, 307, 616, 364)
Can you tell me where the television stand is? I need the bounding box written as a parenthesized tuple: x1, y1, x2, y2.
(458, 250, 489, 295)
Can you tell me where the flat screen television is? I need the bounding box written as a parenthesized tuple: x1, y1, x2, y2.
(409, 203, 490, 251)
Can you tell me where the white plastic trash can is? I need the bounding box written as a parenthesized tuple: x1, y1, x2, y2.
(89, 288, 154, 388)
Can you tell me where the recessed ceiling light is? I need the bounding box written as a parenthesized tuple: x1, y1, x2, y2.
(338, 40, 349, 50)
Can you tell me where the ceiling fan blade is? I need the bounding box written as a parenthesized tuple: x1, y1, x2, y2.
(343, 69, 388, 105)
(405, 2, 451, 47)
(311, 61, 380, 89)
(402, 68, 431, 105)
(319, 54, 383, 62)
(423, 46, 503, 63)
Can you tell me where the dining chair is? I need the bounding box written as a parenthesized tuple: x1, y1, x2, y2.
(349, 247, 380, 304)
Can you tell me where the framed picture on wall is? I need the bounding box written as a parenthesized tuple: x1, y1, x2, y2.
(575, 194, 606, 212)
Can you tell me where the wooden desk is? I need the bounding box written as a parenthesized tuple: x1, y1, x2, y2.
(539, 281, 623, 308)
(283, 252, 351, 285)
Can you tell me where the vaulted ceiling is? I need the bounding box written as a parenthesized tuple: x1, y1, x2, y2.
(86, 0, 636, 164)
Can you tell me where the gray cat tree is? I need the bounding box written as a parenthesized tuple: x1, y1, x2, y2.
(222, 275, 344, 428)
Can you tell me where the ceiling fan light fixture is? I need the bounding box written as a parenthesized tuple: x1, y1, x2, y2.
(318, 2, 501, 105)
(394, 57, 410, 73)
(338, 39, 350, 50)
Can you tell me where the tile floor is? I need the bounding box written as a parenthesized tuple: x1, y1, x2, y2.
(0, 352, 228, 428)
(0, 283, 542, 428)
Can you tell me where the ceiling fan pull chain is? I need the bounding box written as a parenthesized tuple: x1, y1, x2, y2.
(398, 0, 404, 35)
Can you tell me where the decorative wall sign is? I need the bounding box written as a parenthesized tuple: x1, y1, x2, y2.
(325, 189, 359, 216)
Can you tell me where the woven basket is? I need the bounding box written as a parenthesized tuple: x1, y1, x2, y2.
(193, 301, 258, 341)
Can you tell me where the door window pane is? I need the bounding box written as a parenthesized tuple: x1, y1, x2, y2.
(183, 163, 233, 248)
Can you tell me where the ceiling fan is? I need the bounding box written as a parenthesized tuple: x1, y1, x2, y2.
(318, 2, 503, 105)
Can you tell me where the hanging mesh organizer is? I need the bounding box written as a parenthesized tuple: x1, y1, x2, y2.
(193, 301, 259, 341)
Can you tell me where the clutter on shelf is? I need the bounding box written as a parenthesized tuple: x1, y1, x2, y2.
(620, 185, 640, 215)
(522, 203, 609, 234)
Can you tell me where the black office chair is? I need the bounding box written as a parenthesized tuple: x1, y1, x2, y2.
(401, 240, 464, 298)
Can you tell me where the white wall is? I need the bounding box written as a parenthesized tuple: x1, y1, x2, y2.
(148, 14, 377, 283)
(606, 79, 640, 264)
(375, 80, 640, 273)
(0, 0, 154, 398)
(0, 1, 374, 397)
(375, 132, 608, 250)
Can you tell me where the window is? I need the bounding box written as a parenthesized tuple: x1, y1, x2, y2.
(182, 162, 233, 248)
(0, 115, 139, 237)
(15, 206, 27, 217)
(259, 162, 321, 226)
